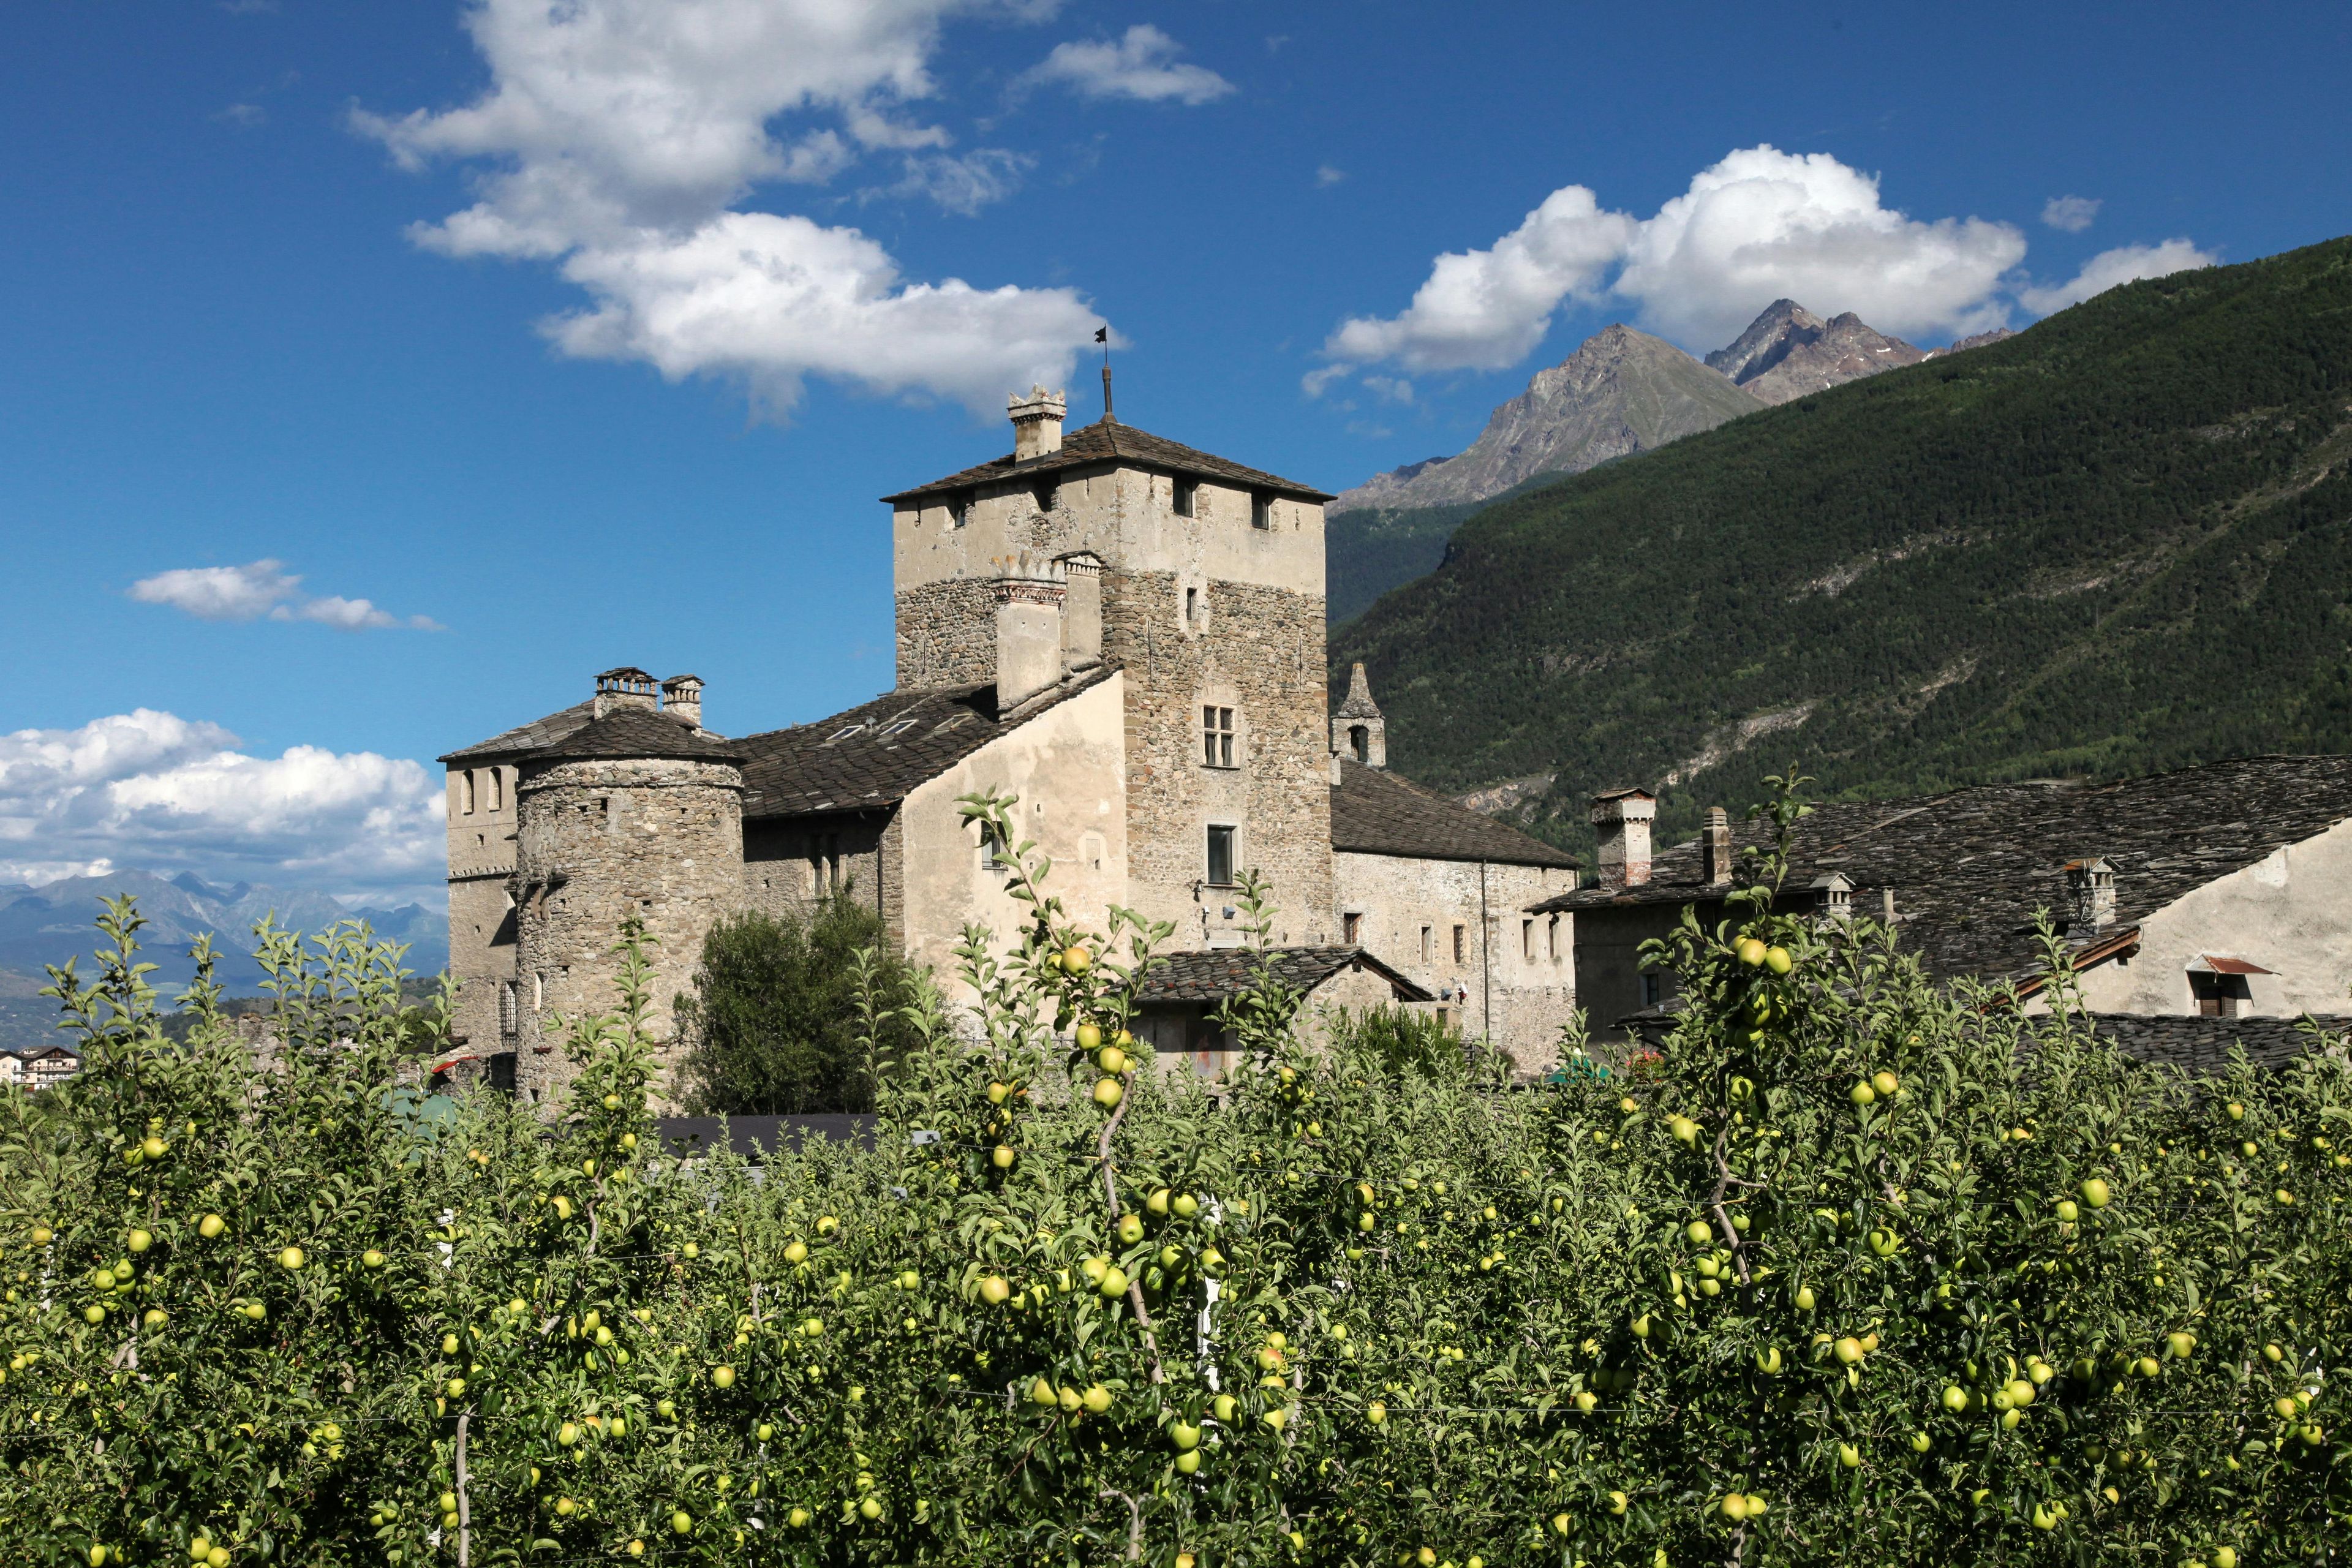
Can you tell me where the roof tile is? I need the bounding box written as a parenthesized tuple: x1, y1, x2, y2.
(882, 417, 1331, 505)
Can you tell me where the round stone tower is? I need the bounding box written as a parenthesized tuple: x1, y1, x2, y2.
(509, 697, 747, 1109)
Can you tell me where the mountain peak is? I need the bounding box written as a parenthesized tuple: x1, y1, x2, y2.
(1705, 300, 1926, 405)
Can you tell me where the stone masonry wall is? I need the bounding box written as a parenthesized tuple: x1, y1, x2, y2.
(443, 761, 520, 1065)
(743, 813, 890, 926)
(512, 755, 744, 1110)
(895, 577, 1002, 690)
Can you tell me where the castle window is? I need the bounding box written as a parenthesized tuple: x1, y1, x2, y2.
(949, 490, 973, 528)
(1033, 481, 1057, 512)
(1642, 972, 1662, 1008)
(1522, 919, 1535, 960)
(1251, 494, 1273, 530)
(488, 768, 502, 812)
(462, 771, 477, 815)
(1173, 478, 1197, 518)
(499, 981, 518, 1036)
(1452, 924, 1467, 965)
(1548, 914, 1560, 960)
(1185, 586, 1199, 627)
(1343, 911, 1362, 944)
(1205, 824, 1236, 887)
(1348, 724, 1370, 763)
(1420, 925, 1434, 965)
(1202, 706, 1236, 768)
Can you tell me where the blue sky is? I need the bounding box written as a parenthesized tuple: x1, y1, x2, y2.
(2, 0, 2347, 906)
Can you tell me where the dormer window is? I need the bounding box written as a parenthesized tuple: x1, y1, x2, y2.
(1251, 493, 1273, 530)
(1172, 478, 1197, 518)
(827, 725, 862, 743)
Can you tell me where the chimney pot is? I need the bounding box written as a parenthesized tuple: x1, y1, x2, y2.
(1701, 806, 1732, 884)
(2065, 856, 2116, 933)
(592, 666, 658, 718)
(660, 673, 705, 730)
(1588, 788, 1656, 890)
(1008, 385, 1068, 461)
(1810, 871, 1855, 921)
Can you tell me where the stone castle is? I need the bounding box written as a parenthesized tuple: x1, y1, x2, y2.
(442, 389, 1578, 1102)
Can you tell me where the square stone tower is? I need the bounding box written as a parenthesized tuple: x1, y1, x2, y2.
(881, 390, 1337, 949)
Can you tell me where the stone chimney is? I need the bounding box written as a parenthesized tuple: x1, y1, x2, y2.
(592, 666, 658, 718)
(1701, 806, 1733, 885)
(2065, 857, 2116, 932)
(1330, 662, 1387, 768)
(992, 552, 1068, 714)
(1009, 385, 1068, 461)
(1811, 871, 1855, 921)
(660, 673, 704, 729)
(1058, 552, 1104, 669)
(1588, 788, 1656, 890)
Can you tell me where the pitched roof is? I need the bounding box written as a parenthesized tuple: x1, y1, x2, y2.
(734, 666, 1115, 821)
(2088, 1012, 2350, 1074)
(1133, 944, 1434, 1005)
(528, 705, 748, 764)
(439, 700, 596, 764)
(1332, 758, 1580, 869)
(881, 416, 1333, 505)
(1534, 754, 2352, 984)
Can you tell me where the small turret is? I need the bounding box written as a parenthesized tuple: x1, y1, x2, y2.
(1331, 662, 1387, 768)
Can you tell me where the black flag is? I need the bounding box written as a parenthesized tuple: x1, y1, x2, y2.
(1094, 326, 1108, 343)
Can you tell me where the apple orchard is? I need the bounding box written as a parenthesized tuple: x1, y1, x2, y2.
(1, 788, 2345, 1566)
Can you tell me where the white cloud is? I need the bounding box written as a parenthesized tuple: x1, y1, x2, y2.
(129, 560, 441, 631)
(1016, 25, 1234, 105)
(1316, 164, 1346, 188)
(2016, 238, 2218, 315)
(1322, 145, 2033, 372)
(216, 103, 267, 128)
(2041, 195, 2101, 233)
(355, 0, 1099, 418)
(0, 711, 442, 897)
(1324, 184, 1638, 371)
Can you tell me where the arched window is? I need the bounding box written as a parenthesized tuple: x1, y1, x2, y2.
(1348, 725, 1370, 762)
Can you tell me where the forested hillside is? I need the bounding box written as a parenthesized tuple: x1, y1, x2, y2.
(1333, 237, 2352, 856)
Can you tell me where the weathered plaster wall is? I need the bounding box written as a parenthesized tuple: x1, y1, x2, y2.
(1333, 850, 1578, 1068)
(894, 674, 1129, 995)
(2075, 818, 2352, 1016)
(511, 755, 745, 1109)
(743, 812, 890, 926)
(444, 762, 519, 1058)
(1572, 898, 1731, 1043)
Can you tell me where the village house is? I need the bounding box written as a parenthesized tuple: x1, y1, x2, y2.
(1539, 758, 2352, 1063)
(3, 1044, 84, 1091)
(442, 390, 1578, 1104)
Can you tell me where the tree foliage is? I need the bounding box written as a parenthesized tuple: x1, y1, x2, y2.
(1, 790, 2345, 1567)
(674, 897, 921, 1116)
(1332, 237, 2352, 857)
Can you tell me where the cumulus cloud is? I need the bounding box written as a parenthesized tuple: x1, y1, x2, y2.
(129, 560, 442, 631)
(354, 0, 1099, 417)
(1015, 25, 1234, 105)
(2041, 195, 2101, 233)
(1316, 164, 1346, 188)
(2016, 238, 2218, 315)
(1319, 145, 2040, 382)
(0, 710, 443, 897)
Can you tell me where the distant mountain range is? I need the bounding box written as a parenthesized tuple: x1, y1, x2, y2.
(0, 870, 444, 1047)
(1330, 236, 2352, 860)
(1326, 302, 2013, 622)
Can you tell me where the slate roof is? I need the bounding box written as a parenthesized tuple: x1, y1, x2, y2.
(734, 667, 1115, 821)
(528, 705, 748, 764)
(1333, 758, 1580, 869)
(881, 417, 1332, 506)
(2087, 1012, 2351, 1074)
(1534, 755, 2352, 986)
(1133, 944, 1435, 1005)
(439, 700, 597, 764)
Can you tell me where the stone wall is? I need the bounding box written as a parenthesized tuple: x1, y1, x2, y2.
(443, 761, 520, 1060)
(511, 755, 745, 1109)
(743, 811, 891, 927)
(1332, 850, 1578, 1069)
(894, 578, 1002, 691)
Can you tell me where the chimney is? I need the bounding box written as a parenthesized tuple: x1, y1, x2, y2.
(1058, 552, 1104, 669)
(1330, 662, 1387, 769)
(592, 666, 658, 718)
(1811, 871, 1855, 921)
(1588, 788, 1656, 890)
(660, 673, 704, 729)
(1009, 385, 1067, 461)
(992, 552, 1068, 715)
(1701, 806, 1732, 884)
(2065, 857, 2116, 932)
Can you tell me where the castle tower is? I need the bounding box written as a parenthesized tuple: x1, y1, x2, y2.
(509, 703, 746, 1107)
(881, 392, 1337, 948)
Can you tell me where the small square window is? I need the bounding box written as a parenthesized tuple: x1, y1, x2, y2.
(1205, 824, 1236, 886)
(1202, 706, 1235, 767)
(1173, 478, 1197, 518)
(1251, 494, 1273, 530)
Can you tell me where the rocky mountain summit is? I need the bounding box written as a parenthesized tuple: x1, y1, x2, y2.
(1330, 325, 1765, 513)
(1705, 299, 1931, 404)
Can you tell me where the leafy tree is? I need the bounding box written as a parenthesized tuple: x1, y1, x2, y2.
(673, 895, 921, 1115)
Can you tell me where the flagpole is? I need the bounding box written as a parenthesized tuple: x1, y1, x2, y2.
(1097, 325, 1114, 422)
